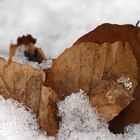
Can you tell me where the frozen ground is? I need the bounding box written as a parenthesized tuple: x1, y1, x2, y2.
(0, 0, 140, 139)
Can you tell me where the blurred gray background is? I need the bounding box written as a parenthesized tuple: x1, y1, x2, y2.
(0, 0, 139, 58)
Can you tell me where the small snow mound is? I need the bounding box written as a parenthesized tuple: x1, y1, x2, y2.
(13, 45, 52, 69)
(0, 96, 53, 140)
(122, 124, 140, 140)
(0, 89, 140, 140)
(56, 90, 112, 140)
(56, 90, 140, 140)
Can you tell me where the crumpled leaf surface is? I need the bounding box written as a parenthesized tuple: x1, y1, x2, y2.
(0, 57, 59, 136)
(74, 23, 140, 133)
(46, 41, 137, 122)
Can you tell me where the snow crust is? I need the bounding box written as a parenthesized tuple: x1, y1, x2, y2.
(13, 45, 52, 69)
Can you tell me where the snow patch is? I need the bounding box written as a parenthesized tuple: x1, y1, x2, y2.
(0, 90, 140, 140)
(0, 96, 54, 140)
(57, 90, 114, 140)
(56, 90, 140, 140)
(13, 45, 52, 69)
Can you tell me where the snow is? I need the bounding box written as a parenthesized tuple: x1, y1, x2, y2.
(0, 0, 139, 139)
(0, 96, 54, 140)
(1, 90, 140, 140)
(0, 0, 139, 58)
(56, 90, 140, 140)
(117, 76, 132, 90)
(56, 90, 109, 140)
(13, 45, 52, 69)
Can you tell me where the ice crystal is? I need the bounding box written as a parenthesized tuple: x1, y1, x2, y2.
(117, 76, 132, 90)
